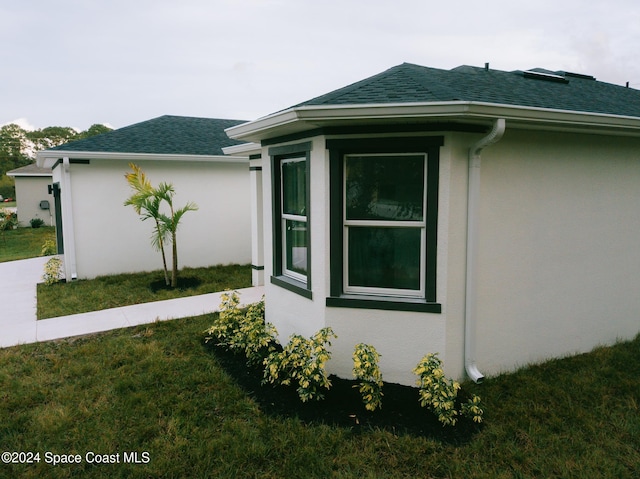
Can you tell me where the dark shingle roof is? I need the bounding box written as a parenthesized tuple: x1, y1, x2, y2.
(49, 115, 247, 156)
(294, 63, 640, 118)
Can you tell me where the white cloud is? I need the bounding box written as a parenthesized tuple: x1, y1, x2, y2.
(1, 0, 639, 129)
(1, 118, 36, 131)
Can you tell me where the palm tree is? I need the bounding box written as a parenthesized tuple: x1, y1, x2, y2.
(125, 164, 198, 288)
(154, 182, 198, 288)
(124, 164, 170, 286)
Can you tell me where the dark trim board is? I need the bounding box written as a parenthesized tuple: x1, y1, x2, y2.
(260, 123, 483, 147)
(326, 296, 441, 313)
(327, 136, 443, 308)
(271, 275, 313, 299)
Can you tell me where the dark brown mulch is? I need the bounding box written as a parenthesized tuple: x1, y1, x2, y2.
(203, 342, 482, 444)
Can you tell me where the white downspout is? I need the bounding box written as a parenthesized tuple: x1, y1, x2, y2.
(61, 157, 78, 281)
(465, 118, 506, 383)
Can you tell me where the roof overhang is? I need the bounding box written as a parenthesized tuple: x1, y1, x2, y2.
(221, 142, 261, 157)
(36, 150, 249, 169)
(226, 101, 640, 143)
(6, 170, 52, 178)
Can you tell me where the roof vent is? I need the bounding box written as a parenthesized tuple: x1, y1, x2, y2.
(523, 70, 569, 84)
(563, 71, 596, 81)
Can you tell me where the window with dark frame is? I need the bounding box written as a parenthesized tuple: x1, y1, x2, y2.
(281, 157, 308, 281)
(327, 136, 443, 313)
(269, 142, 312, 299)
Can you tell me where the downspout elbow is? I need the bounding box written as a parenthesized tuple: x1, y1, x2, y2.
(465, 119, 506, 384)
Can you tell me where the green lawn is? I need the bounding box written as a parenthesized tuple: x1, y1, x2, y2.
(0, 226, 55, 263)
(37, 264, 252, 319)
(0, 316, 638, 479)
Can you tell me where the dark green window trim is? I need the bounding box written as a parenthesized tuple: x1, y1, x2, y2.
(271, 275, 313, 300)
(326, 296, 441, 313)
(326, 136, 443, 313)
(270, 141, 313, 299)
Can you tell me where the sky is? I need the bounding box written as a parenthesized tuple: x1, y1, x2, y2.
(2, 0, 639, 131)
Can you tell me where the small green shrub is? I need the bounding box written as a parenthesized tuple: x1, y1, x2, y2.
(41, 238, 57, 256)
(352, 343, 384, 411)
(0, 209, 18, 231)
(263, 327, 336, 402)
(413, 353, 483, 426)
(205, 291, 278, 366)
(30, 217, 45, 228)
(42, 257, 63, 285)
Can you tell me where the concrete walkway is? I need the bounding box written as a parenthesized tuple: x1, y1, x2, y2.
(0, 256, 264, 349)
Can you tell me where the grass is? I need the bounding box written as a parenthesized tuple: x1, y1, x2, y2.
(0, 316, 638, 478)
(37, 264, 252, 319)
(0, 226, 55, 263)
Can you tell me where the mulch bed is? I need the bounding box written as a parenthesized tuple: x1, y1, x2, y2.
(204, 342, 482, 444)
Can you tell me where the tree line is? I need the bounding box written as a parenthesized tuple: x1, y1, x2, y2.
(0, 123, 112, 198)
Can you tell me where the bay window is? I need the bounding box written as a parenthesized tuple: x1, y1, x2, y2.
(327, 136, 443, 312)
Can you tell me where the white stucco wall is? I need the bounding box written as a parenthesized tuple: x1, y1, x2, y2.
(12, 176, 56, 227)
(260, 127, 640, 386)
(474, 129, 640, 376)
(61, 158, 251, 279)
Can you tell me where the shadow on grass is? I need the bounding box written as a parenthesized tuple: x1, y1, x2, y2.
(204, 342, 483, 445)
(149, 276, 202, 293)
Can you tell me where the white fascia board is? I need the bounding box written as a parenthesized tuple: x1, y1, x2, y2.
(222, 142, 261, 156)
(462, 102, 640, 134)
(224, 101, 640, 142)
(225, 109, 304, 141)
(36, 150, 249, 168)
(6, 171, 52, 178)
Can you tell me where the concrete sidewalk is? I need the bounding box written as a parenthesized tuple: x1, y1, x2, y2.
(0, 256, 264, 348)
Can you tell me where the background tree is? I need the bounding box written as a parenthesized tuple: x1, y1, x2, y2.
(28, 126, 78, 151)
(76, 124, 112, 140)
(0, 124, 31, 177)
(0, 122, 112, 198)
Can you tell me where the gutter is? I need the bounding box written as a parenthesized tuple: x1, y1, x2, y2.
(36, 151, 247, 168)
(60, 157, 78, 281)
(225, 101, 640, 143)
(464, 118, 506, 383)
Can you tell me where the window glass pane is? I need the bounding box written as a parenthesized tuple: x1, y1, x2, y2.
(346, 155, 424, 221)
(348, 226, 421, 290)
(285, 219, 308, 276)
(282, 159, 306, 216)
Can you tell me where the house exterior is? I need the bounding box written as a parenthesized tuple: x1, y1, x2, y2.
(36, 115, 252, 281)
(6, 164, 55, 227)
(226, 63, 640, 385)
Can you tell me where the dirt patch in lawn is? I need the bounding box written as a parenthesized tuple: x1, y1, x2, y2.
(205, 343, 482, 444)
(149, 276, 202, 293)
